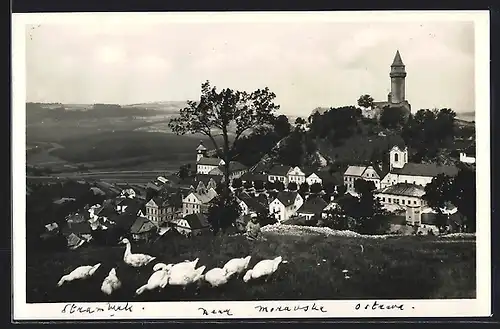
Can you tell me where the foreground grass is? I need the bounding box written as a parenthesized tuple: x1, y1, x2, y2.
(26, 233, 476, 303)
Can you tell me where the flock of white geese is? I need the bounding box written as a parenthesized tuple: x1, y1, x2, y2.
(57, 238, 286, 296)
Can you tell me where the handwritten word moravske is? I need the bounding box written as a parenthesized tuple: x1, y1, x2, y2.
(255, 303, 327, 313)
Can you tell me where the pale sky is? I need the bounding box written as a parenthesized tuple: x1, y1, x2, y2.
(26, 19, 475, 116)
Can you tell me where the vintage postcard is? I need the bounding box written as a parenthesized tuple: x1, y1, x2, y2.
(12, 11, 490, 320)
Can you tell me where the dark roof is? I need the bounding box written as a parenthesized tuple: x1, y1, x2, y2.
(317, 171, 343, 185)
(298, 196, 328, 214)
(63, 220, 92, 235)
(228, 161, 247, 172)
(146, 181, 163, 191)
(197, 157, 223, 166)
(241, 172, 268, 182)
(392, 50, 404, 66)
(182, 213, 210, 230)
(130, 217, 157, 234)
(375, 183, 426, 197)
(276, 191, 299, 207)
(114, 212, 139, 231)
(123, 202, 144, 216)
(238, 192, 268, 212)
(391, 163, 459, 177)
(269, 165, 292, 176)
(196, 174, 223, 185)
(117, 197, 140, 208)
(95, 203, 118, 218)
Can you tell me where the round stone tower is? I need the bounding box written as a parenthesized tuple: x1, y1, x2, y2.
(389, 50, 407, 104)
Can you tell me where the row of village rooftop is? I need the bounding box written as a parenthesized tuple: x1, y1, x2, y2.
(38, 142, 475, 248)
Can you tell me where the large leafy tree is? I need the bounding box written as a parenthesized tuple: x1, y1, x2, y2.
(206, 193, 241, 235)
(423, 173, 454, 231)
(169, 81, 280, 199)
(380, 106, 406, 129)
(451, 167, 476, 232)
(357, 94, 374, 109)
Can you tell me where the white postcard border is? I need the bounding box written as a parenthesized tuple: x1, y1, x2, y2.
(12, 11, 491, 320)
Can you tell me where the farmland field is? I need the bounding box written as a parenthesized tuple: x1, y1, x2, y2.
(26, 231, 476, 303)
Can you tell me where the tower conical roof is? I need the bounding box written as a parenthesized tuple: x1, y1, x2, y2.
(391, 50, 404, 66)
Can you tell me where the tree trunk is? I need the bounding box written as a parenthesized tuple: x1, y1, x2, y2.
(221, 125, 231, 200)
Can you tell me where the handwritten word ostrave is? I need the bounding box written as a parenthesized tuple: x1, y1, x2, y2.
(61, 302, 134, 315)
(198, 307, 233, 316)
(255, 303, 327, 313)
(355, 301, 410, 311)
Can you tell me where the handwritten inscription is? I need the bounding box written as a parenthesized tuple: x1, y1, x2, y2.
(255, 303, 327, 313)
(355, 301, 411, 311)
(61, 302, 134, 316)
(199, 307, 233, 316)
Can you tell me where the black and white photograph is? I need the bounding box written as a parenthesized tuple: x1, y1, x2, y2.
(12, 11, 490, 320)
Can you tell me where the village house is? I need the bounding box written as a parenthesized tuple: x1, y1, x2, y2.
(374, 183, 426, 210)
(343, 164, 384, 192)
(89, 201, 119, 222)
(287, 166, 306, 185)
(380, 145, 459, 188)
(296, 196, 328, 221)
(182, 188, 218, 216)
(240, 172, 269, 187)
(130, 217, 158, 242)
(236, 192, 268, 217)
(306, 172, 322, 186)
(145, 192, 183, 227)
(267, 165, 292, 186)
(176, 213, 211, 237)
(112, 210, 140, 235)
(115, 197, 141, 214)
(269, 191, 304, 223)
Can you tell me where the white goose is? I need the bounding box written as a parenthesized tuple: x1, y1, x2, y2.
(223, 255, 252, 278)
(203, 267, 231, 287)
(165, 258, 199, 272)
(135, 263, 169, 295)
(101, 268, 122, 295)
(119, 238, 156, 267)
(57, 263, 101, 286)
(161, 265, 206, 290)
(243, 256, 283, 283)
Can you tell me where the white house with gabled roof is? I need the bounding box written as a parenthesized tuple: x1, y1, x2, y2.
(343, 165, 384, 192)
(269, 191, 304, 223)
(306, 172, 322, 185)
(286, 166, 306, 185)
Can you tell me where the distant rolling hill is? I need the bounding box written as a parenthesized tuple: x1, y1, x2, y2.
(123, 101, 189, 113)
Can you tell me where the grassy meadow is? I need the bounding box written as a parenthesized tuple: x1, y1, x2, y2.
(26, 231, 476, 303)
